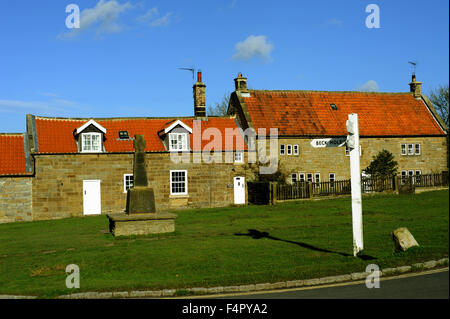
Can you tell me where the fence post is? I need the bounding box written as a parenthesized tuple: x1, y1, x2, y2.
(272, 182, 277, 205)
(308, 182, 314, 199)
(393, 175, 397, 192)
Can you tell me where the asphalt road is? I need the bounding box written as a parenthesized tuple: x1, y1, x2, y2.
(213, 268, 449, 299)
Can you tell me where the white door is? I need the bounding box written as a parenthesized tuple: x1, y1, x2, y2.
(234, 176, 245, 205)
(83, 180, 101, 215)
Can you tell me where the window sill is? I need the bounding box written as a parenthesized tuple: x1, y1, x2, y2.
(169, 194, 189, 198)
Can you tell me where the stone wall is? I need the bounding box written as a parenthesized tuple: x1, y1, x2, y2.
(258, 136, 448, 182)
(31, 152, 249, 221)
(0, 177, 32, 223)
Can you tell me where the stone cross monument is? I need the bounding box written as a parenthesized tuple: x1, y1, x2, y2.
(125, 135, 156, 214)
(107, 135, 177, 236)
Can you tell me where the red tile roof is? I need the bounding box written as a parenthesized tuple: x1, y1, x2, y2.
(241, 91, 446, 136)
(0, 134, 27, 175)
(34, 117, 247, 154)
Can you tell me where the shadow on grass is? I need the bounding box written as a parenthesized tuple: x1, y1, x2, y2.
(235, 229, 376, 260)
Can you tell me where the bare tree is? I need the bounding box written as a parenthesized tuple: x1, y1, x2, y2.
(429, 84, 449, 128)
(208, 93, 230, 116)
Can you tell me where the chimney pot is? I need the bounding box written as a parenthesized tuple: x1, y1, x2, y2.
(197, 70, 202, 83)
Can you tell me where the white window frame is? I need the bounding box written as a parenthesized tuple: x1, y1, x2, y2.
(81, 132, 102, 153)
(314, 173, 320, 183)
(293, 144, 299, 155)
(329, 173, 335, 188)
(401, 144, 407, 156)
(415, 170, 421, 176)
(401, 170, 407, 185)
(307, 173, 313, 183)
(415, 144, 421, 155)
(287, 144, 292, 155)
(408, 170, 414, 177)
(407, 144, 414, 155)
(170, 170, 188, 195)
(234, 151, 243, 163)
(169, 133, 188, 151)
(291, 173, 297, 184)
(280, 144, 285, 155)
(299, 173, 305, 182)
(123, 174, 134, 193)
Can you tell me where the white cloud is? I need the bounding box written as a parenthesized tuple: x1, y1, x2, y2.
(59, 0, 134, 38)
(150, 12, 172, 27)
(0, 96, 82, 115)
(358, 80, 379, 92)
(232, 35, 274, 62)
(137, 7, 158, 22)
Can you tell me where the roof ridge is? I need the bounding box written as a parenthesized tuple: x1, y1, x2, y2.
(248, 89, 412, 95)
(34, 115, 197, 121)
(33, 115, 234, 121)
(0, 133, 24, 136)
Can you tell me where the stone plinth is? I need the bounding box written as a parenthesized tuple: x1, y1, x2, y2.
(107, 212, 178, 237)
(126, 187, 156, 213)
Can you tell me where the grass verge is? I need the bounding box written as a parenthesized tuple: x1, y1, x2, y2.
(0, 189, 448, 298)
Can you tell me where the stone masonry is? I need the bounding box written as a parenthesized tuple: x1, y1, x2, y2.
(30, 152, 248, 221)
(0, 177, 32, 223)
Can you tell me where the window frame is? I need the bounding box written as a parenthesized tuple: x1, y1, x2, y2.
(123, 174, 134, 193)
(169, 133, 188, 151)
(287, 144, 292, 155)
(407, 144, 414, 155)
(293, 144, 299, 155)
(81, 132, 102, 153)
(307, 173, 313, 183)
(280, 144, 285, 155)
(329, 173, 335, 188)
(170, 170, 188, 196)
(401, 144, 407, 156)
(234, 151, 243, 163)
(291, 173, 297, 184)
(415, 144, 421, 155)
(299, 173, 305, 182)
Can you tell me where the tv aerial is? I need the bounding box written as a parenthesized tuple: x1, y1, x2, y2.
(408, 61, 418, 76)
(178, 67, 195, 83)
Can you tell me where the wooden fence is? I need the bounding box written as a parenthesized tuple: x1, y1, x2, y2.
(252, 172, 449, 203)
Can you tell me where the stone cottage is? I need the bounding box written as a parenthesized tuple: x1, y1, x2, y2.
(228, 73, 448, 184)
(0, 72, 249, 223)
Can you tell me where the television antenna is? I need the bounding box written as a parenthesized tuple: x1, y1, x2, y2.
(178, 67, 195, 83)
(408, 61, 418, 76)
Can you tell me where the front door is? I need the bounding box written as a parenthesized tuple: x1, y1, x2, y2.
(83, 180, 101, 215)
(234, 176, 245, 205)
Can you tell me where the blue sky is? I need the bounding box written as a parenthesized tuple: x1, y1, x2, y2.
(0, 0, 448, 132)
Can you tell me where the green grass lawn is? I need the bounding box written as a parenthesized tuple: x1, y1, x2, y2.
(0, 190, 448, 298)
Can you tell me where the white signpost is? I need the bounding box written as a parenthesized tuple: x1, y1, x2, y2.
(346, 113, 364, 256)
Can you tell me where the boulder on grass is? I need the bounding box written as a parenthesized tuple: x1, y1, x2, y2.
(391, 227, 419, 251)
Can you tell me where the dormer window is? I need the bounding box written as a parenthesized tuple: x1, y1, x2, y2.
(169, 133, 188, 151)
(75, 119, 107, 153)
(81, 133, 102, 152)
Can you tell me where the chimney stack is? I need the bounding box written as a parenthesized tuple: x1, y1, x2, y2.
(409, 74, 422, 99)
(193, 70, 206, 119)
(234, 73, 248, 92)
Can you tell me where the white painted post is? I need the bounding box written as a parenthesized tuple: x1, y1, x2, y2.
(346, 113, 364, 256)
